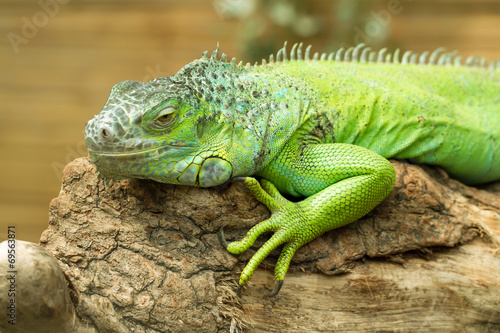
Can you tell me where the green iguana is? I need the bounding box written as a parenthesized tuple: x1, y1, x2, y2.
(84, 42, 500, 293)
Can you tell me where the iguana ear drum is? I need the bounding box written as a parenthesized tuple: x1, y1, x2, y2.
(198, 157, 232, 187)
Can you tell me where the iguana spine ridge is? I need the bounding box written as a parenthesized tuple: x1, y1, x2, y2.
(204, 41, 499, 70)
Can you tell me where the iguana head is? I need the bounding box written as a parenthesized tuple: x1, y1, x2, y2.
(85, 47, 301, 187)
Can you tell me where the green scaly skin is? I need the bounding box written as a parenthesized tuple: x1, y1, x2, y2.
(85, 43, 500, 292)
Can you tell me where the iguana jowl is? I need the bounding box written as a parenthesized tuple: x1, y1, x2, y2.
(85, 43, 500, 293)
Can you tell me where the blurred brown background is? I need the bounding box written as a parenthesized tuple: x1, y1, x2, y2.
(1, 0, 499, 243)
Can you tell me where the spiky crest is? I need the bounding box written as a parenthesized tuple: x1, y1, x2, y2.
(201, 42, 500, 71)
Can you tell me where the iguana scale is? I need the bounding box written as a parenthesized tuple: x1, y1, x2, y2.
(84, 42, 500, 293)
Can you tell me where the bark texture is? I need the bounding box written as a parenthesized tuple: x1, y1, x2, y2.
(39, 157, 500, 332)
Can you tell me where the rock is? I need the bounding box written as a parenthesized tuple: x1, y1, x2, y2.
(37, 157, 500, 332)
(0, 240, 76, 333)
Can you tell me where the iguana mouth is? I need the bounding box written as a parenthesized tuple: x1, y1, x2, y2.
(87, 147, 157, 158)
(88, 145, 233, 188)
(87, 143, 189, 158)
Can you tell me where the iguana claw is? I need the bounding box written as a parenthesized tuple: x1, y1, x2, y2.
(218, 225, 229, 250)
(272, 280, 284, 296)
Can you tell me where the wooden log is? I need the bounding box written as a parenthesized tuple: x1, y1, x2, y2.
(37, 157, 500, 332)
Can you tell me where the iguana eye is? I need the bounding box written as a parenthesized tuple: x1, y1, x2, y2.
(151, 106, 176, 129)
(156, 107, 175, 124)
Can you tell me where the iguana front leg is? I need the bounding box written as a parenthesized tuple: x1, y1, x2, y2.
(224, 142, 396, 292)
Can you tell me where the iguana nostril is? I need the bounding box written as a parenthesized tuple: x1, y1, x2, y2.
(99, 126, 114, 141)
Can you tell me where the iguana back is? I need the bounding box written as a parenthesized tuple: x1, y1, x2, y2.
(260, 54, 500, 184)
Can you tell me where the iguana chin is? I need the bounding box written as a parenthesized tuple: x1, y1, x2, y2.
(85, 42, 500, 294)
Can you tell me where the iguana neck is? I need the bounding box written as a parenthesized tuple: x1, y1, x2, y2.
(169, 58, 308, 176)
